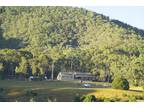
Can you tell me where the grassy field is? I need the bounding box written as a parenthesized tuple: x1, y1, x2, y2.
(0, 80, 143, 102)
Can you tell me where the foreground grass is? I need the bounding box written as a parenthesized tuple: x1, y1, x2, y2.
(0, 80, 143, 102)
(89, 88, 143, 101)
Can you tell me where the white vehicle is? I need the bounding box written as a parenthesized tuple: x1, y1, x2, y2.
(44, 76, 47, 80)
(83, 84, 92, 88)
(29, 76, 34, 81)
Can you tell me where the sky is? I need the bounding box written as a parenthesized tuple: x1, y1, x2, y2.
(83, 6, 144, 30)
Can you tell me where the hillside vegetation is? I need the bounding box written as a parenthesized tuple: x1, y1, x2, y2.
(0, 7, 144, 86)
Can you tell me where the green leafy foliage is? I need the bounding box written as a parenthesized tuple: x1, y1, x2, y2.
(128, 95, 137, 102)
(112, 76, 129, 90)
(81, 95, 97, 102)
(0, 7, 144, 84)
(73, 94, 97, 102)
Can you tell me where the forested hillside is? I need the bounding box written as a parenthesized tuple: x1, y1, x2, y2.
(0, 7, 144, 85)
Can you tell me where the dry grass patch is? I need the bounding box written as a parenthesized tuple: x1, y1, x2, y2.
(88, 88, 143, 101)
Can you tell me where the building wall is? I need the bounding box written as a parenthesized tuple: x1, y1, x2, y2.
(61, 76, 74, 81)
(57, 72, 74, 81)
(57, 72, 96, 81)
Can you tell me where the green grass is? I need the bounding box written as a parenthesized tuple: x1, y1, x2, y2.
(0, 80, 143, 102)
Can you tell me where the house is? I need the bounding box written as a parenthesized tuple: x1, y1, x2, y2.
(57, 72, 96, 81)
(57, 72, 74, 81)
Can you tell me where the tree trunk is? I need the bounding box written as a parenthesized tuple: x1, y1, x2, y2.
(51, 62, 54, 80)
(105, 63, 110, 82)
(70, 58, 73, 71)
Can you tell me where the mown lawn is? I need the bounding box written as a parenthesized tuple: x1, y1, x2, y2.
(0, 80, 143, 102)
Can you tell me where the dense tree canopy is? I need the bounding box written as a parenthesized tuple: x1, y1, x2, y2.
(0, 6, 144, 85)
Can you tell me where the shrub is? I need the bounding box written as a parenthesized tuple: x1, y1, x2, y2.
(111, 97, 121, 102)
(103, 97, 121, 102)
(134, 95, 144, 100)
(128, 95, 137, 102)
(112, 76, 129, 90)
(81, 95, 97, 102)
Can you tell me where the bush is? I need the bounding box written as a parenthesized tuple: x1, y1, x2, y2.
(128, 95, 137, 102)
(103, 97, 121, 102)
(112, 76, 129, 90)
(81, 95, 97, 102)
(134, 95, 144, 100)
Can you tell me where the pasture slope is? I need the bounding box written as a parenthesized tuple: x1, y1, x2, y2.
(0, 80, 143, 102)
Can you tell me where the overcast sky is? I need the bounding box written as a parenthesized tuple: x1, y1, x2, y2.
(83, 6, 144, 30)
